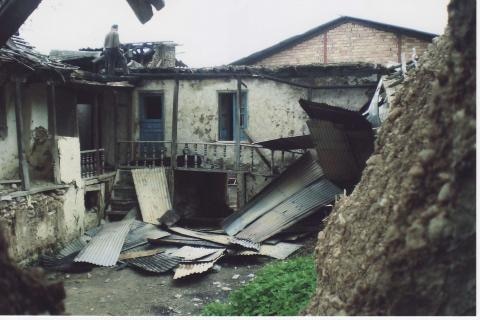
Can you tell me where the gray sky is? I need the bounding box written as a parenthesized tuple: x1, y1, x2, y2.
(20, 0, 450, 67)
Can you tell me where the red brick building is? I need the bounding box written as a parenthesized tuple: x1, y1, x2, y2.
(232, 16, 437, 66)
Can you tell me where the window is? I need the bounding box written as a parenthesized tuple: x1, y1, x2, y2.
(0, 86, 7, 139)
(218, 92, 248, 141)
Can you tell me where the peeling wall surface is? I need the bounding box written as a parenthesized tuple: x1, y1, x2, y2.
(56, 136, 82, 185)
(133, 75, 376, 145)
(0, 83, 19, 180)
(0, 185, 86, 263)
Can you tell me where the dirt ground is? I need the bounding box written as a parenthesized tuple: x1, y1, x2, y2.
(45, 256, 264, 316)
(46, 236, 316, 316)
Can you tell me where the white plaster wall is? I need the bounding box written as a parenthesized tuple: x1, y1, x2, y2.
(56, 136, 82, 185)
(61, 186, 86, 240)
(0, 84, 19, 179)
(25, 84, 48, 147)
(134, 78, 310, 143)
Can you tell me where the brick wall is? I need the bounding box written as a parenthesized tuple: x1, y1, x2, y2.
(254, 22, 432, 66)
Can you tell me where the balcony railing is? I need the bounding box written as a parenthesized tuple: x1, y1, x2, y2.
(116, 140, 173, 168)
(116, 140, 303, 175)
(81, 148, 105, 178)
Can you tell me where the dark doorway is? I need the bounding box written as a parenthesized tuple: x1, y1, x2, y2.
(77, 103, 94, 150)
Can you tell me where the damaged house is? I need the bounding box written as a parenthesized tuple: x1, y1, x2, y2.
(0, 10, 435, 280)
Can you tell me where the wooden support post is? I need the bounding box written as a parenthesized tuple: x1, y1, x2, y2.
(234, 78, 242, 171)
(171, 78, 179, 200)
(93, 93, 101, 175)
(237, 172, 246, 209)
(171, 78, 179, 169)
(113, 90, 119, 168)
(46, 82, 59, 184)
(14, 78, 30, 191)
(397, 34, 402, 63)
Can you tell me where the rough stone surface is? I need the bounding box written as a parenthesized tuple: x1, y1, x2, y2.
(306, 0, 475, 315)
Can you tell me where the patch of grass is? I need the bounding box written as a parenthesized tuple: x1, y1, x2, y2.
(202, 255, 316, 316)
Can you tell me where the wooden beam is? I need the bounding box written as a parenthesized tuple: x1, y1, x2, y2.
(13, 78, 30, 191)
(46, 82, 60, 184)
(46, 83, 57, 139)
(171, 78, 179, 169)
(397, 34, 402, 63)
(234, 78, 242, 171)
(93, 93, 101, 175)
(113, 90, 119, 168)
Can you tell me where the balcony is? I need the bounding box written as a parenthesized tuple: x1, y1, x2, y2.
(116, 140, 303, 176)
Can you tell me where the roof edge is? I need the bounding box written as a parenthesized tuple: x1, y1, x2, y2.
(231, 16, 438, 65)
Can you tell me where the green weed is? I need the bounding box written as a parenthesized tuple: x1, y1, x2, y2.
(202, 255, 316, 316)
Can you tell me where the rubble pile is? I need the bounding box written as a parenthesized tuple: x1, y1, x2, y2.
(40, 209, 321, 280)
(0, 190, 64, 222)
(306, 0, 475, 315)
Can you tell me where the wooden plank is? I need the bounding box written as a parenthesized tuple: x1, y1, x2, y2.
(234, 78, 242, 171)
(171, 78, 179, 174)
(93, 93, 100, 175)
(131, 167, 172, 224)
(14, 78, 30, 191)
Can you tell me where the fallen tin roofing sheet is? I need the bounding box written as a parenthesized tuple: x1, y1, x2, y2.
(235, 178, 341, 243)
(173, 255, 223, 280)
(74, 219, 134, 267)
(40, 252, 93, 273)
(57, 235, 91, 258)
(235, 242, 302, 260)
(171, 246, 223, 261)
(119, 248, 165, 260)
(122, 221, 170, 251)
(307, 118, 374, 187)
(148, 234, 225, 248)
(126, 253, 182, 273)
(256, 135, 314, 151)
(132, 167, 172, 225)
(222, 151, 324, 236)
(258, 242, 303, 260)
(168, 227, 232, 246)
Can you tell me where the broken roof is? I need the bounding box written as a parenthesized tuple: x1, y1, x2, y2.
(0, 35, 77, 76)
(231, 16, 438, 65)
(0, 0, 42, 46)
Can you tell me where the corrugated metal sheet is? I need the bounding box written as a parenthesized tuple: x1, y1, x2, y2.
(126, 253, 182, 273)
(298, 98, 368, 119)
(307, 119, 374, 187)
(57, 235, 91, 258)
(194, 249, 225, 263)
(173, 255, 222, 280)
(223, 152, 324, 236)
(256, 135, 314, 151)
(230, 237, 260, 251)
(258, 242, 303, 260)
(235, 178, 341, 243)
(85, 225, 103, 238)
(40, 252, 92, 272)
(119, 248, 165, 260)
(122, 221, 170, 251)
(74, 219, 134, 267)
(148, 234, 225, 248)
(171, 246, 223, 261)
(132, 168, 172, 225)
(168, 227, 232, 246)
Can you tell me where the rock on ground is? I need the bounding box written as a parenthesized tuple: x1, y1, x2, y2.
(306, 0, 475, 316)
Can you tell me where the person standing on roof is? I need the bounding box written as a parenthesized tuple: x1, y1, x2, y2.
(104, 24, 129, 75)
